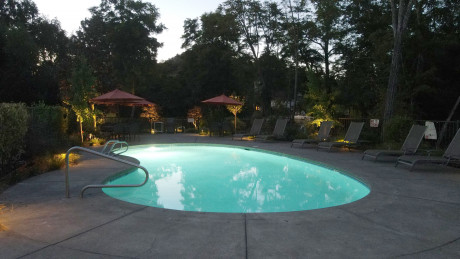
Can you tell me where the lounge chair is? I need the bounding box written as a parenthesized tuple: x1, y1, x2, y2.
(317, 122, 364, 151)
(396, 128, 460, 171)
(255, 118, 289, 141)
(362, 124, 427, 161)
(291, 121, 333, 148)
(232, 118, 264, 140)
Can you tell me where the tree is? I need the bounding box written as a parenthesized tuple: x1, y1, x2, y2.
(223, 0, 268, 112)
(260, 1, 284, 55)
(62, 58, 97, 143)
(336, 0, 392, 117)
(75, 0, 164, 94)
(308, 0, 343, 97)
(140, 104, 161, 133)
(187, 106, 203, 129)
(0, 0, 70, 104)
(226, 95, 245, 131)
(282, 0, 307, 118)
(179, 11, 246, 114)
(383, 0, 415, 123)
(0, 103, 29, 172)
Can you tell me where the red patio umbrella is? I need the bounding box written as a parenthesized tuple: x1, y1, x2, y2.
(125, 99, 155, 107)
(201, 94, 243, 132)
(201, 94, 242, 106)
(90, 89, 155, 127)
(90, 89, 145, 105)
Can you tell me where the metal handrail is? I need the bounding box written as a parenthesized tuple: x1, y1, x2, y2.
(65, 146, 149, 198)
(101, 140, 128, 155)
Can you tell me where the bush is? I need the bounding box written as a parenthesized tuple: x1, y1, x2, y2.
(383, 116, 414, 145)
(26, 103, 71, 157)
(0, 103, 29, 173)
(285, 122, 302, 141)
(0, 153, 80, 191)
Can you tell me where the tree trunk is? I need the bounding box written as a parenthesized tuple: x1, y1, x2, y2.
(287, 0, 300, 120)
(324, 39, 331, 95)
(383, 0, 415, 124)
(384, 35, 402, 122)
(412, 0, 424, 115)
(292, 57, 298, 119)
(79, 120, 84, 143)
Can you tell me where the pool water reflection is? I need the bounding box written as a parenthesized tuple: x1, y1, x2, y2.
(103, 144, 370, 213)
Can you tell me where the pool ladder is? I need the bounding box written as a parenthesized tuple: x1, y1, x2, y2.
(65, 140, 149, 198)
(100, 139, 129, 156)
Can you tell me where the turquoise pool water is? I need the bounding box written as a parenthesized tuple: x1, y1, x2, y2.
(103, 144, 369, 213)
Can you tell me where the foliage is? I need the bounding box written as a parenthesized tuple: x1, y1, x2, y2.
(140, 104, 162, 132)
(0, 0, 459, 128)
(383, 0, 416, 123)
(0, 103, 29, 173)
(383, 116, 414, 144)
(226, 95, 245, 117)
(187, 106, 203, 129)
(0, 0, 70, 104)
(0, 152, 80, 190)
(140, 104, 162, 122)
(26, 103, 70, 158)
(74, 0, 165, 94)
(61, 57, 97, 143)
(89, 138, 105, 146)
(307, 105, 335, 126)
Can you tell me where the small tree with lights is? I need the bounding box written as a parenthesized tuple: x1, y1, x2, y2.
(187, 106, 203, 129)
(62, 57, 97, 143)
(226, 95, 245, 132)
(140, 104, 161, 133)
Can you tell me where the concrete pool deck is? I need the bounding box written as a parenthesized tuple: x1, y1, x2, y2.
(1, 133, 459, 258)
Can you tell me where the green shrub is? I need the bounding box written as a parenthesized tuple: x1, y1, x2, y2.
(383, 116, 414, 145)
(26, 103, 70, 157)
(285, 123, 302, 141)
(0, 103, 29, 172)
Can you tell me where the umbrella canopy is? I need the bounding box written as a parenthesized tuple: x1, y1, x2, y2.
(90, 89, 145, 105)
(125, 99, 155, 107)
(202, 94, 243, 133)
(201, 94, 242, 106)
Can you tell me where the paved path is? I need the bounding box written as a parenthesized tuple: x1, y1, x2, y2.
(1, 134, 459, 258)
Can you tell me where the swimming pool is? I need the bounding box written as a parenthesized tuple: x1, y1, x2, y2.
(103, 144, 370, 213)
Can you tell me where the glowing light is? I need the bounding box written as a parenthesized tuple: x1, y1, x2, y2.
(55, 153, 80, 164)
(0, 204, 8, 232)
(0, 223, 7, 231)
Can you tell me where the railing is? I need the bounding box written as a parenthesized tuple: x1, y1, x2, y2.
(101, 140, 128, 155)
(65, 146, 149, 198)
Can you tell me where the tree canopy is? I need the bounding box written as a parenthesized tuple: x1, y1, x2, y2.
(0, 0, 458, 122)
